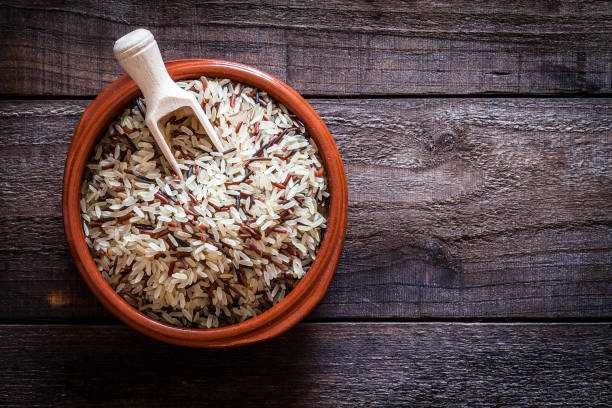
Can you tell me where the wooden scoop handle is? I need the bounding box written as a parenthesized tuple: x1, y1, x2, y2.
(113, 29, 177, 104)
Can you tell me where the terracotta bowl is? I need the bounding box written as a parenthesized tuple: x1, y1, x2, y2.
(63, 59, 348, 347)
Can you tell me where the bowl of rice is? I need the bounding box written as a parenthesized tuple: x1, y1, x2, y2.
(63, 59, 347, 347)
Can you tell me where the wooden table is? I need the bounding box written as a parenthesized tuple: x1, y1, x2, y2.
(1, 1, 610, 406)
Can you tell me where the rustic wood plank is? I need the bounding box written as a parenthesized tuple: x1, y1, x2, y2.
(0, 99, 610, 320)
(0, 323, 610, 407)
(1, 1, 611, 96)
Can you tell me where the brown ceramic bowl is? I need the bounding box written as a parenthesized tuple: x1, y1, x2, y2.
(63, 59, 347, 347)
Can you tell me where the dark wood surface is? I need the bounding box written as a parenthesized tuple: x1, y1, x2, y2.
(2, 1, 612, 96)
(1, 99, 611, 321)
(0, 1, 611, 406)
(1, 323, 610, 407)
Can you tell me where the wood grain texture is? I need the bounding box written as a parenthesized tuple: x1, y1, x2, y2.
(1, 99, 610, 320)
(1, 0, 612, 96)
(0, 323, 610, 407)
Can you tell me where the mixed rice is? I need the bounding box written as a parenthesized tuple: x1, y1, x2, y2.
(80, 77, 328, 328)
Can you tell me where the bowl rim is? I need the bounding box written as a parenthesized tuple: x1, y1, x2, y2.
(63, 59, 348, 347)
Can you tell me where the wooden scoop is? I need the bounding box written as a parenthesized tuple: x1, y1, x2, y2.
(113, 29, 224, 178)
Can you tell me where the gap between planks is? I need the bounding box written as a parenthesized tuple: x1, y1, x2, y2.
(3, 93, 612, 101)
(1, 318, 611, 326)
